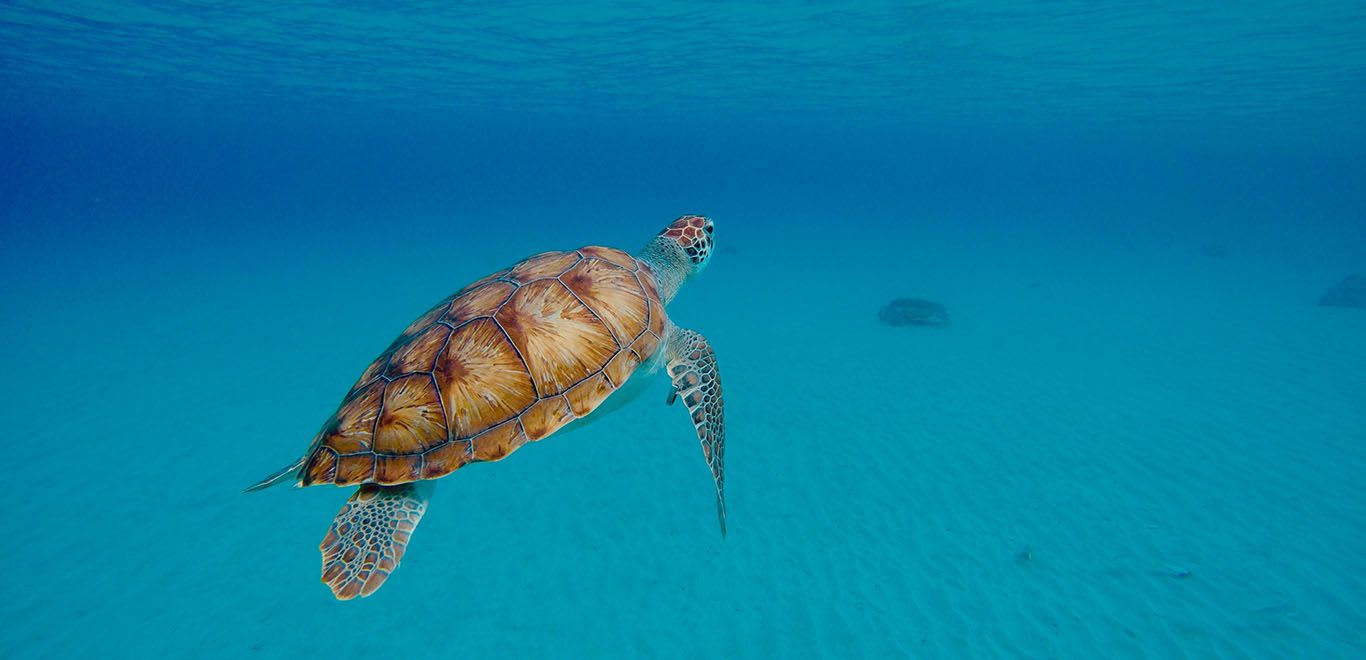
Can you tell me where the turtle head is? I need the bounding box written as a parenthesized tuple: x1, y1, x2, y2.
(658, 215, 715, 274)
(638, 215, 715, 304)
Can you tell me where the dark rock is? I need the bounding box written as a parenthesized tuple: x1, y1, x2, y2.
(1161, 564, 1193, 579)
(879, 298, 949, 327)
(1320, 274, 1366, 309)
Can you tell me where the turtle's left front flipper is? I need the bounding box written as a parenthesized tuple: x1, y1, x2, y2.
(666, 327, 726, 537)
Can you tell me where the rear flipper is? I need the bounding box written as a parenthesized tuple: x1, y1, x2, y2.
(320, 481, 433, 600)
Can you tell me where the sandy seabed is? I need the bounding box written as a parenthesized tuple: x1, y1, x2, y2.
(2, 214, 1363, 659)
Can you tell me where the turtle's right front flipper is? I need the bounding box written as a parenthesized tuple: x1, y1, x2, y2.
(666, 327, 726, 537)
(320, 481, 433, 600)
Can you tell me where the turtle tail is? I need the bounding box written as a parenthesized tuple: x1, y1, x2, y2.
(244, 456, 306, 493)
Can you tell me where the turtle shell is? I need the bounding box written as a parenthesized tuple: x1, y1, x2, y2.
(299, 246, 668, 487)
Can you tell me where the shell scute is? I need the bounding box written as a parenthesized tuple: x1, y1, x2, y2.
(350, 351, 392, 393)
(629, 331, 662, 368)
(304, 448, 338, 485)
(385, 324, 451, 377)
(373, 375, 447, 454)
(508, 250, 580, 283)
(435, 318, 537, 438)
(458, 268, 511, 295)
(646, 292, 666, 338)
(580, 246, 638, 271)
(319, 380, 385, 454)
(495, 279, 617, 396)
(470, 420, 529, 462)
(520, 395, 575, 441)
(603, 347, 641, 388)
(561, 257, 649, 345)
(565, 372, 614, 417)
(444, 281, 516, 326)
(637, 264, 661, 302)
(375, 455, 424, 485)
(422, 440, 471, 478)
(335, 453, 376, 485)
(399, 298, 454, 339)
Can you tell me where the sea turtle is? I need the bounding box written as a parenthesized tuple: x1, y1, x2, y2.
(247, 215, 726, 600)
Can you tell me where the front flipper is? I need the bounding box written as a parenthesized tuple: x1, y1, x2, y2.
(320, 481, 433, 600)
(666, 328, 727, 537)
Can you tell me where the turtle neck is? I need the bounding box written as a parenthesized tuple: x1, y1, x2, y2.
(637, 236, 690, 305)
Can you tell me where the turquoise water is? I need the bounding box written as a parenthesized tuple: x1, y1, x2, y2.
(4, 2, 1366, 658)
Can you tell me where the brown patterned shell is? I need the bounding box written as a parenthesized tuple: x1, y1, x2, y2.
(298, 246, 668, 487)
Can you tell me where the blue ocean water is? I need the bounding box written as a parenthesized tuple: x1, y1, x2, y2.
(3, 2, 1366, 657)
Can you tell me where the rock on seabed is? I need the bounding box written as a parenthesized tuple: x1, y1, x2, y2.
(1319, 274, 1366, 309)
(878, 298, 950, 327)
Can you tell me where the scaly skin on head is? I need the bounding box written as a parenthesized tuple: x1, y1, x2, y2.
(637, 215, 715, 304)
